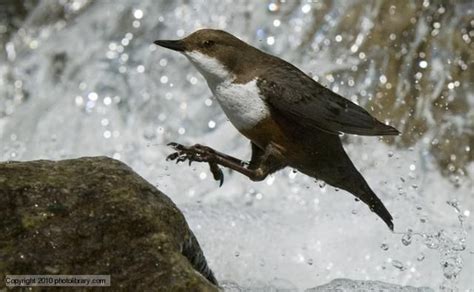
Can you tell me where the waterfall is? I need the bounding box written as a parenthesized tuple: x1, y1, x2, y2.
(0, 0, 472, 290)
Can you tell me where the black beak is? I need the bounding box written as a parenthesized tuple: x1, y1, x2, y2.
(153, 40, 185, 52)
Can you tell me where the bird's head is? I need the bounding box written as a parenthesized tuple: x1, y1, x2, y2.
(154, 29, 254, 83)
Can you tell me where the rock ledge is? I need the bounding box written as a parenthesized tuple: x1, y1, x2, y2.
(0, 156, 217, 291)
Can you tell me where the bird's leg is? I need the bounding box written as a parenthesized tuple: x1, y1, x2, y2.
(166, 142, 286, 184)
(166, 142, 247, 186)
(246, 142, 287, 181)
(167, 142, 247, 165)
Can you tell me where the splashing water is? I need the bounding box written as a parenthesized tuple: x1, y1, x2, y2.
(0, 1, 472, 291)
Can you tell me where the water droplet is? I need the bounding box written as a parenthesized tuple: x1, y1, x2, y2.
(417, 253, 425, 261)
(268, 2, 279, 12)
(133, 9, 143, 19)
(143, 128, 156, 140)
(402, 231, 412, 246)
(425, 235, 440, 249)
(136, 65, 145, 73)
(442, 257, 463, 279)
(103, 96, 112, 105)
(75, 95, 84, 106)
(234, 251, 240, 257)
(392, 260, 406, 271)
(88, 92, 98, 101)
(160, 76, 169, 84)
(446, 200, 460, 213)
(159, 58, 168, 66)
(266, 36, 276, 46)
(302, 4, 312, 13)
(102, 130, 111, 139)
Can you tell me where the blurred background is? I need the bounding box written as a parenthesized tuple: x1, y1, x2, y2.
(0, 0, 472, 290)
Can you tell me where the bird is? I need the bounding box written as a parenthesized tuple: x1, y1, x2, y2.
(154, 29, 399, 230)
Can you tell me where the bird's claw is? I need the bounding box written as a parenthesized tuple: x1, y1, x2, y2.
(166, 152, 180, 161)
(167, 142, 184, 150)
(167, 142, 224, 186)
(209, 162, 224, 187)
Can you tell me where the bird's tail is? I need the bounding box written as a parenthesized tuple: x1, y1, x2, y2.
(352, 180, 394, 230)
(324, 163, 394, 230)
(292, 129, 394, 229)
(300, 152, 394, 230)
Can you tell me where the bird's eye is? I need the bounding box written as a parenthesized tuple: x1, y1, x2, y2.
(203, 40, 215, 47)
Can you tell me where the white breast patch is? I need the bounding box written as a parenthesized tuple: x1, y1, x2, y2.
(213, 79, 270, 130)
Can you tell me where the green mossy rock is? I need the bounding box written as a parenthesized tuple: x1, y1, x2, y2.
(0, 156, 218, 291)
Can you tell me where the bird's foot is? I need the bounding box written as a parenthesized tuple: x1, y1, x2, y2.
(166, 142, 224, 186)
(166, 142, 216, 163)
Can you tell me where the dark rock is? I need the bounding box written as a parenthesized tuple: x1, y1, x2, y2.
(0, 156, 218, 291)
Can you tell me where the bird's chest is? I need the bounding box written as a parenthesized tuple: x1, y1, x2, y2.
(210, 79, 270, 131)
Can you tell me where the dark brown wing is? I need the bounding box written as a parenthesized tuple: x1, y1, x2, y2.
(258, 63, 399, 136)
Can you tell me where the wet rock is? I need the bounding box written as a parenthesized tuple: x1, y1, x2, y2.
(306, 278, 433, 292)
(0, 156, 218, 291)
(220, 278, 433, 291)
